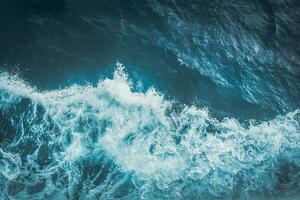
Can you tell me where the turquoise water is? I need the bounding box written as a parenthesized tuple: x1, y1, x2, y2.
(0, 0, 300, 199)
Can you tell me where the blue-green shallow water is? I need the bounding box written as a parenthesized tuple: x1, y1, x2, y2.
(0, 0, 300, 199)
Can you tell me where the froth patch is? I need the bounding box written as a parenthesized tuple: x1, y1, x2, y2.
(0, 66, 299, 198)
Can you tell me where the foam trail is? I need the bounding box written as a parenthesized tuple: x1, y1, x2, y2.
(0, 65, 299, 199)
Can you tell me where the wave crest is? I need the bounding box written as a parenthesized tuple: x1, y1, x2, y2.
(0, 65, 299, 199)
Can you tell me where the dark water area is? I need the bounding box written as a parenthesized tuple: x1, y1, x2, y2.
(1, 0, 299, 119)
(0, 0, 300, 199)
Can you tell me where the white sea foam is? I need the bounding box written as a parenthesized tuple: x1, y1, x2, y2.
(0, 65, 299, 199)
(0, 148, 21, 180)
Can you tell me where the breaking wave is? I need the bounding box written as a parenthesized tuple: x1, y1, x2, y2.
(0, 63, 299, 199)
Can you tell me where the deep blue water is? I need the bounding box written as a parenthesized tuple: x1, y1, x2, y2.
(0, 0, 300, 199)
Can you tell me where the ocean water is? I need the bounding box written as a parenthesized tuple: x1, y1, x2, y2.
(0, 0, 300, 199)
